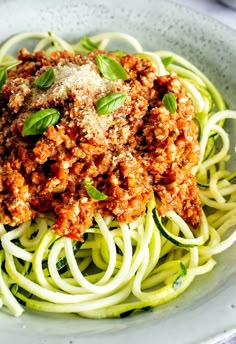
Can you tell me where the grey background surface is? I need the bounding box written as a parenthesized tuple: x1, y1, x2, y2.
(174, 0, 236, 30)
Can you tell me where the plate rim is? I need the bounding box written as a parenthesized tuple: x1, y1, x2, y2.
(0, 0, 236, 343)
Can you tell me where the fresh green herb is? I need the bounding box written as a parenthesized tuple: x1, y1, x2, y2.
(80, 36, 98, 51)
(96, 92, 126, 115)
(34, 67, 55, 90)
(111, 50, 127, 59)
(173, 262, 187, 290)
(161, 55, 173, 67)
(0, 60, 21, 92)
(96, 54, 128, 81)
(83, 181, 107, 201)
(0, 69, 7, 92)
(162, 92, 177, 114)
(22, 108, 60, 136)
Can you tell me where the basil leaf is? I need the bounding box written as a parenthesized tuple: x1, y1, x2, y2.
(0, 60, 22, 92)
(0, 69, 7, 92)
(22, 108, 60, 136)
(34, 67, 55, 90)
(83, 182, 107, 201)
(80, 36, 98, 51)
(161, 55, 173, 67)
(162, 92, 177, 114)
(111, 50, 127, 59)
(96, 54, 128, 81)
(96, 92, 126, 115)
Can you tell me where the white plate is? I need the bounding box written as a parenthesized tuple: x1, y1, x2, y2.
(1, 0, 236, 343)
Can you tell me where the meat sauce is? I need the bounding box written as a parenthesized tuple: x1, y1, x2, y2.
(0, 48, 201, 240)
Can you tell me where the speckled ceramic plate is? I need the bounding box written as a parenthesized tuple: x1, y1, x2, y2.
(1, 0, 236, 343)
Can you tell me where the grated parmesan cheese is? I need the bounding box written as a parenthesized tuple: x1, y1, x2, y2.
(53, 63, 113, 98)
(31, 61, 125, 112)
(35, 62, 120, 104)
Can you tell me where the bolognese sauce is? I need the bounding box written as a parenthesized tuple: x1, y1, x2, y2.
(0, 48, 201, 240)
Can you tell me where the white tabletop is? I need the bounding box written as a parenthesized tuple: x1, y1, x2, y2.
(173, 0, 236, 30)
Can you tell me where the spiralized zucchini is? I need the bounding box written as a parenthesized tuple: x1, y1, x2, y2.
(0, 32, 236, 318)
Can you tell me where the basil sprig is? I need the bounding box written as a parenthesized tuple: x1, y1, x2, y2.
(0, 60, 21, 92)
(162, 92, 177, 114)
(161, 55, 173, 67)
(34, 67, 55, 90)
(96, 92, 126, 115)
(83, 181, 107, 201)
(22, 108, 60, 136)
(80, 36, 98, 51)
(96, 54, 128, 81)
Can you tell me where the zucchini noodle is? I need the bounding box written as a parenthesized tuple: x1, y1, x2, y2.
(0, 32, 236, 319)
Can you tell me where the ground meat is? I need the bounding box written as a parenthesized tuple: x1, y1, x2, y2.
(0, 48, 201, 240)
